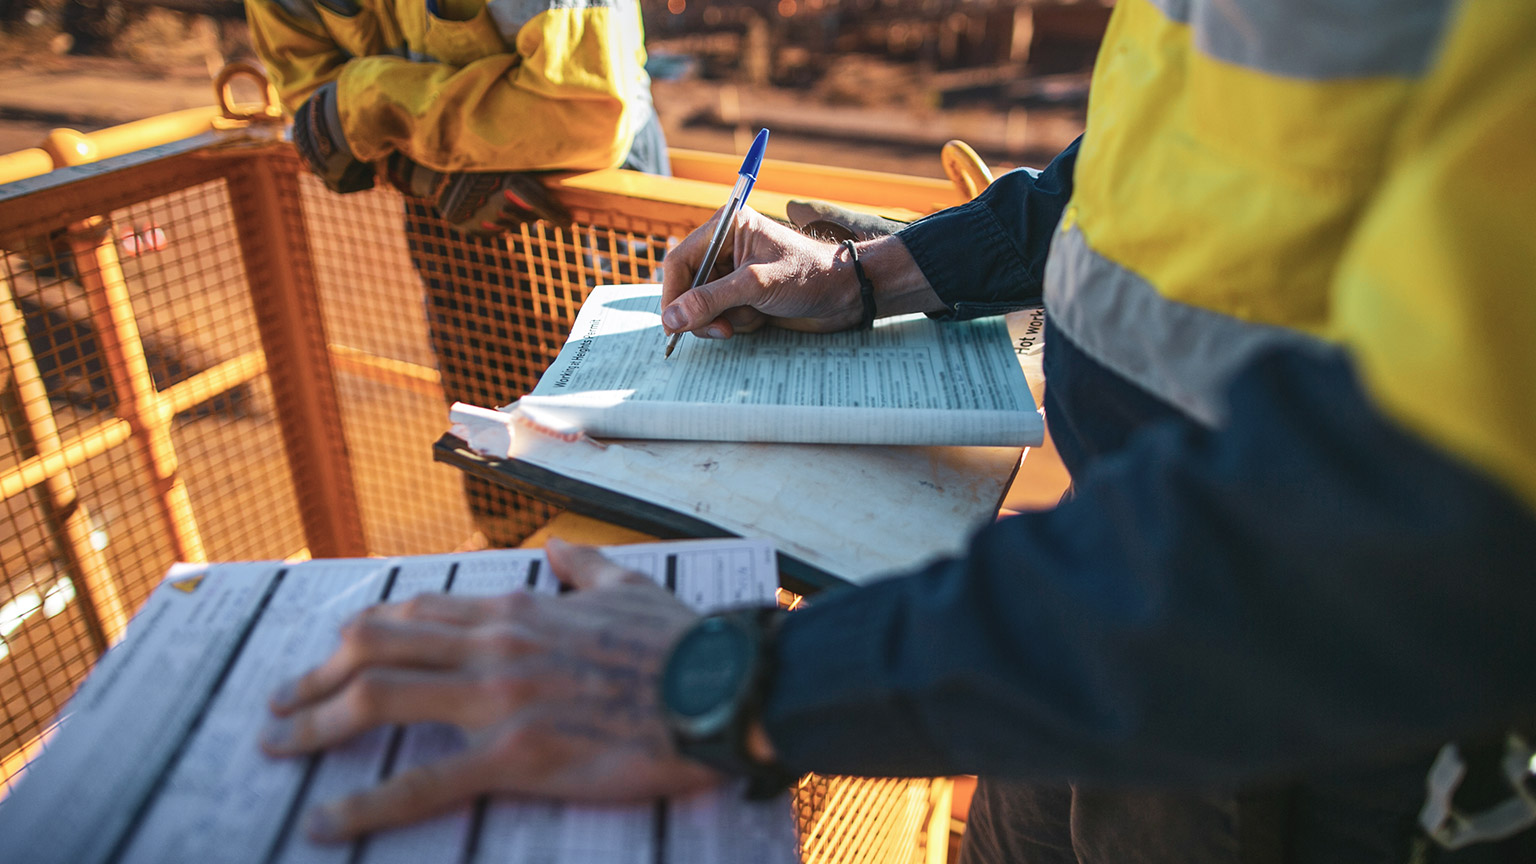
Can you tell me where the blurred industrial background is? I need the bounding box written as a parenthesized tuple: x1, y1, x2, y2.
(0, 0, 1102, 173)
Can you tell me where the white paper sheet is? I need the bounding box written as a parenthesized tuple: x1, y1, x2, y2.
(0, 540, 799, 864)
(519, 284, 1042, 447)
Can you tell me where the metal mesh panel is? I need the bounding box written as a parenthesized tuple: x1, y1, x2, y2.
(111, 182, 306, 563)
(0, 167, 308, 780)
(299, 174, 673, 549)
(0, 484, 98, 780)
(298, 177, 479, 554)
(798, 775, 937, 864)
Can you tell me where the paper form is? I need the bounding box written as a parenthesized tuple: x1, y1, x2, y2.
(519, 284, 1042, 447)
(448, 310, 1046, 587)
(0, 540, 798, 864)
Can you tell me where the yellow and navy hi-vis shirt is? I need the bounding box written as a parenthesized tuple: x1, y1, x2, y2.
(246, 0, 652, 173)
(766, 2, 1536, 859)
(1057, 0, 1536, 511)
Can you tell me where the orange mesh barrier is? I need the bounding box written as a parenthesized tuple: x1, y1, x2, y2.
(0, 122, 957, 862)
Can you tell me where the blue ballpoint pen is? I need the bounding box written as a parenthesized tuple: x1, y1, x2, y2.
(664, 127, 770, 358)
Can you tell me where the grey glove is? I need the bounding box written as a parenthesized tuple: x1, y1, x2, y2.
(785, 199, 907, 243)
(384, 154, 571, 235)
(290, 82, 375, 194)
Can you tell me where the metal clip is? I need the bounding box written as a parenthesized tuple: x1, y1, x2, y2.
(213, 61, 286, 130)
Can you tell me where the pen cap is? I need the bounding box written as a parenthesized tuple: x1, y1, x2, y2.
(740, 129, 769, 182)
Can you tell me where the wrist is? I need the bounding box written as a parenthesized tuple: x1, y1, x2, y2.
(745, 720, 777, 765)
(843, 235, 945, 319)
(292, 81, 374, 194)
(659, 607, 795, 800)
(838, 240, 878, 329)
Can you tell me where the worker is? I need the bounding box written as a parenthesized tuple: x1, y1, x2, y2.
(259, 1, 1536, 861)
(246, 0, 668, 545)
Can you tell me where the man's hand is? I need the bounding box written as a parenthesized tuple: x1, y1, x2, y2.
(660, 206, 860, 340)
(291, 82, 375, 194)
(259, 539, 719, 843)
(384, 154, 572, 236)
(660, 206, 945, 341)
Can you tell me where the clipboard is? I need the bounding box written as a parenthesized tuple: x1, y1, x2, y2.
(433, 432, 1024, 596)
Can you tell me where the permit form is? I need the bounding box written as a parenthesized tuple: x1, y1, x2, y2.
(515, 284, 1042, 447)
(0, 540, 798, 864)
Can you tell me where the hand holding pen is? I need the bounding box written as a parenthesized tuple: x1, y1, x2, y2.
(659, 126, 942, 346)
(662, 129, 769, 358)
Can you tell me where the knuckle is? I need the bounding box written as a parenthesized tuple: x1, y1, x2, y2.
(343, 617, 386, 650)
(487, 724, 540, 764)
(499, 591, 537, 618)
(340, 607, 380, 639)
(347, 671, 390, 717)
(660, 254, 686, 284)
(614, 568, 652, 587)
(398, 595, 433, 620)
(678, 290, 711, 319)
(394, 765, 440, 802)
(478, 670, 532, 712)
(478, 628, 533, 658)
(328, 795, 366, 830)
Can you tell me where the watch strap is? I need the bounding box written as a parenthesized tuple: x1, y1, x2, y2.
(665, 607, 796, 800)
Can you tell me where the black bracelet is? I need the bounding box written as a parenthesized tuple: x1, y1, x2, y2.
(842, 239, 877, 330)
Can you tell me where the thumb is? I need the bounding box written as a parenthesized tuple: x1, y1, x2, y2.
(660, 268, 767, 335)
(544, 538, 650, 591)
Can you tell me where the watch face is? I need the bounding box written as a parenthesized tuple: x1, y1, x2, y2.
(663, 617, 753, 722)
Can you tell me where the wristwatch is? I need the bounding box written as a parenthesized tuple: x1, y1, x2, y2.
(659, 607, 796, 800)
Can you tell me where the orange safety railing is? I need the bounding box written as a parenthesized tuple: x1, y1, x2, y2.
(0, 76, 983, 863)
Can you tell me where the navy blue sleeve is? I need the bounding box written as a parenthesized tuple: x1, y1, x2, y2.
(762, 344, 1536, 785)
(896, 138, 1080, 320)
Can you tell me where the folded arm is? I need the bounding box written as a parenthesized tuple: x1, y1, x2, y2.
(247, 0, 643, 172)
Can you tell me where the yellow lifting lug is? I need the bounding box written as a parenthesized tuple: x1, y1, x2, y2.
(941, 139, 995, 201)
(212, 60, 286, 130)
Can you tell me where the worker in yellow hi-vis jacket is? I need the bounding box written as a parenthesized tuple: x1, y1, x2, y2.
(247, 0, 669, 544)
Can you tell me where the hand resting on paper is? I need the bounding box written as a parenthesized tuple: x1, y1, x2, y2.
(659, 205, 946, 340)
(259, 539, 720, 842)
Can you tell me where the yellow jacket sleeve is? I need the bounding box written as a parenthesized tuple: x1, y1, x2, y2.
(1332, 0, 1536, 510)
(245, 0, 352, 113)
(245, 0, 648, 173)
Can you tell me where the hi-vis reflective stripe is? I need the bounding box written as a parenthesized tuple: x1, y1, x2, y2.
(1142, 0, 1454, 78)
(486, 0, 621, 40)
(1044, 223, 1323, 428)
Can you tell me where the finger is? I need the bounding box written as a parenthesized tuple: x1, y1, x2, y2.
(663, 265, 777, 336)
(544, 538, 651, 592)
(504, 184, 570, 226)
(690, 316, 735, 340)
(722, 305, 767, 333)
(385, 592, 511, 627)
(302, 745, 498, 843)
(685, 306, 768, 340)
(660, 207, 729, 310)
(270, 615, 470, 714)
(494, 199, 538, 226)
(262, 668, 475, 756)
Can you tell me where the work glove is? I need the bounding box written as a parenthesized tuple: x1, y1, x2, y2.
(785, 199, 906, 243)
(290, 81, 375, 194)
(384, 154, 572, 236)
